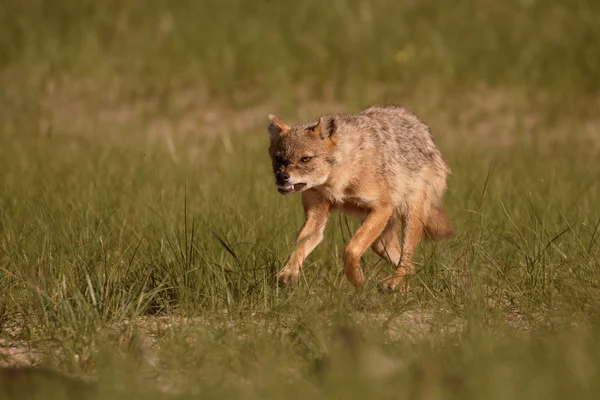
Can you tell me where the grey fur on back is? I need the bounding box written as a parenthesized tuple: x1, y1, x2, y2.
(333, 105, 448, 173)
(323, 104, 450, 212)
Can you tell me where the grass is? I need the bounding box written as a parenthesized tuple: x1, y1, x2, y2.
(1, 0, 600, 399)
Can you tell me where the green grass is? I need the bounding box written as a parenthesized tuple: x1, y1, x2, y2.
(1, 0, 600, 110)
(1, 120, 599, 399)
(1, 0, 600, 399)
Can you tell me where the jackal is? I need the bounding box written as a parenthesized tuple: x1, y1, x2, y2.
(267, 105, 453, 291)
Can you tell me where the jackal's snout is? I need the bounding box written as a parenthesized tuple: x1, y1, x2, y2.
(275, 171, 290, 186)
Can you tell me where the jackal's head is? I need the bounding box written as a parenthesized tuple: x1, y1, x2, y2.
(267, 114, 337, 195)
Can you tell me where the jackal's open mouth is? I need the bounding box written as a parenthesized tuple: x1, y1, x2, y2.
(277, 183, 306, 195)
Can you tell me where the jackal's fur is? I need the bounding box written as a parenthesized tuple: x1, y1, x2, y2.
(268, 105, 453, 291)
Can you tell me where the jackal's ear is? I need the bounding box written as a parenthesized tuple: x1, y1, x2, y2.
(309, 116, 336, 139)
(268, 114, 289, 138)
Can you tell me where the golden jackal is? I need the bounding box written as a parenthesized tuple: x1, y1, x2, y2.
(268, 105, 453, 291)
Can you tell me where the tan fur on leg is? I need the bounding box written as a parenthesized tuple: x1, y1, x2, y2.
(379, 203, 425, 292)
(370, 218, 402, 266)
(278, 190, 330, 284)
(343, 204, 394, 286)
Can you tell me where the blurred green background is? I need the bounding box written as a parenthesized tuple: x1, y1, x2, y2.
(2, 0, 599, 114)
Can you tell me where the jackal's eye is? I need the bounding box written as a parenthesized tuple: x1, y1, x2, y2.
(300, 156, 313, 163)
(275, 156, 285, 164)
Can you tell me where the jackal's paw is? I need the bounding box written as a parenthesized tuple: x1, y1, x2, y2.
(344, 264, 364, 288)
(378, 273, 409, 293)
(277, 265, 300, 285)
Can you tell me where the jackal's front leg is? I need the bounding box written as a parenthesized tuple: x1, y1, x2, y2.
(343, 204, 394, 286)
(278, 191, 330, 284)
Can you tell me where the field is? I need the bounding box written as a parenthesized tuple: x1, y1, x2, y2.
(1, 0, 600, 398)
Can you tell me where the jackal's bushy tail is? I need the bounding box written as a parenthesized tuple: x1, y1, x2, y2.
(424, 206, 453, 240)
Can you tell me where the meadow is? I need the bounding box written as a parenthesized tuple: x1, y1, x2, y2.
(0, 0, 599, 398)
